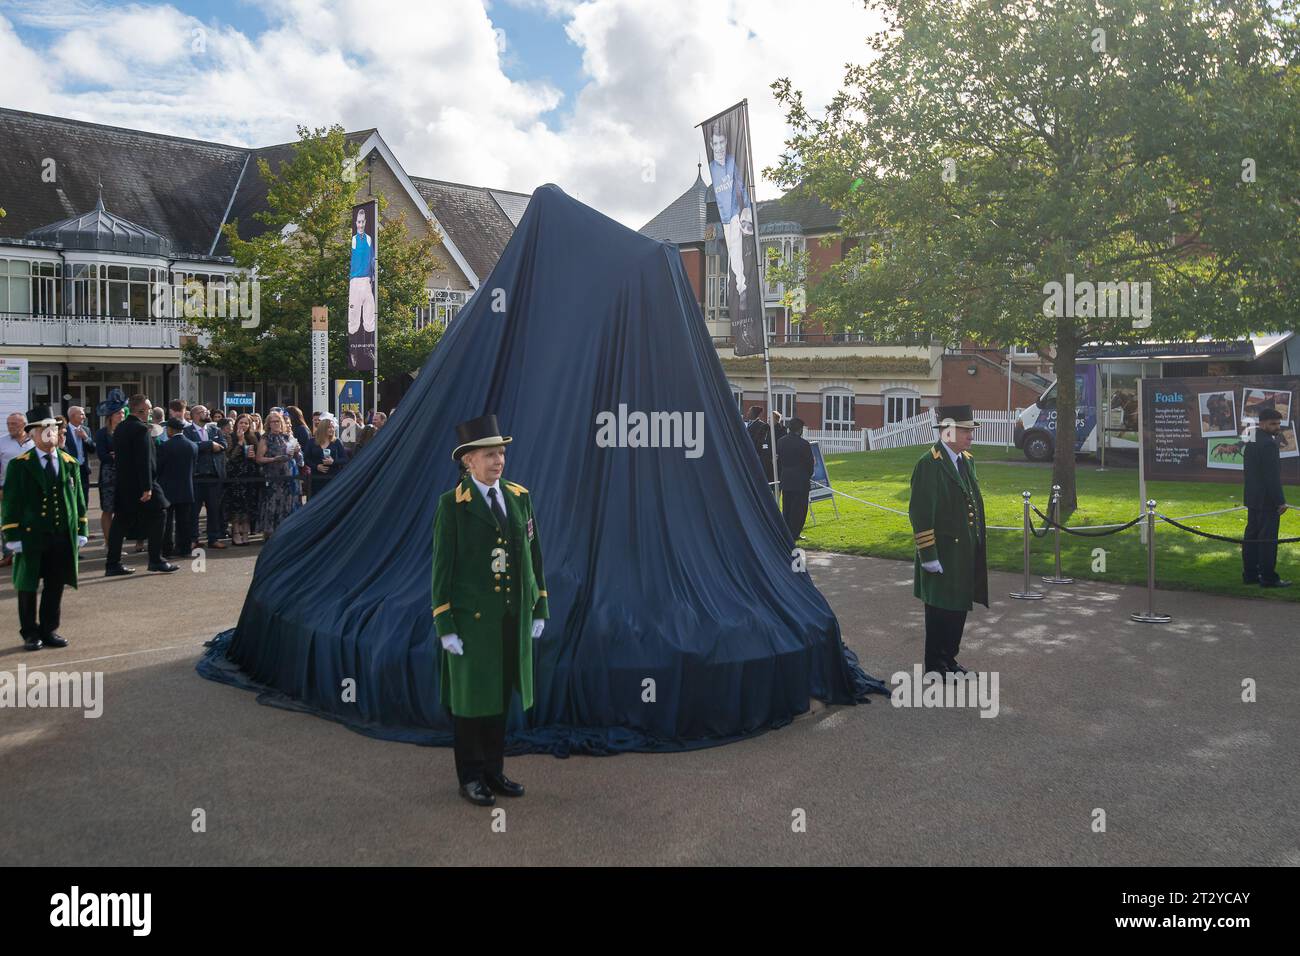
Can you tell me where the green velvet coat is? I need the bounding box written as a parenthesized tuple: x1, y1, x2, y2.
(909, 441, 988, 611)
(431, 475, 549, 718)
(2, 448, 88, 592)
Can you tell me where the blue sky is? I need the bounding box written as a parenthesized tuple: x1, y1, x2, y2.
(0, 0, 880, 226)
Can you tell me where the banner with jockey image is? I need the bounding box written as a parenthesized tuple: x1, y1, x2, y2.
(700, 103, 764, 357)
(348, 199, 378, 370)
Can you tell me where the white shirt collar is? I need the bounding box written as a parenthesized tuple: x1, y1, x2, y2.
(41, 447, 59, 469)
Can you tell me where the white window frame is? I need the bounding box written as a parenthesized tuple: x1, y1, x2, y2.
(822, 388, 856, 432)
(771, 386, 796, 422)
(884, 387, 921, 424)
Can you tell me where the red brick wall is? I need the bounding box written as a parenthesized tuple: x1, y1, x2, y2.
(941, 355, 1041, 410)
(680, 248, 704, 309)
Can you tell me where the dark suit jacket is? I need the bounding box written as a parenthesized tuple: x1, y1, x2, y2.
(1244, 431, 1287, 509)
(112, 415, 167, 514)
(777, 433, 814, 489)
(303, 439, 350, 475)
(158, 434, 199, 505)
(185, 421, 227, 479)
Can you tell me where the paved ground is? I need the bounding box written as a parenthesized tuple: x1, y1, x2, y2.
(1, 534, 1296, 866)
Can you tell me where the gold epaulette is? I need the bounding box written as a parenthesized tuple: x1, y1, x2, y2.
(930, 447, 941, 460)
(914, 529, 936, 548)
(962, 450, 973, 459)
(454, 484, 472, 503)
(60, 451, 77, 464)
(15, 451, 32, 462)
(504, 481, 528, 496)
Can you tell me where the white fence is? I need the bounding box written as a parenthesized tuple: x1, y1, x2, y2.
(0, 314, 190, 349)
(805, 428, 867, 453)
(861, 408, 1020, 451)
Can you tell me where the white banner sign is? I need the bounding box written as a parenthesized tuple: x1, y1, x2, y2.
(311, 307, 329, 417)
(0, 358, 29, 418)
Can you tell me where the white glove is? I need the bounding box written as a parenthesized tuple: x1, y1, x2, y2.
(440, 634, 464, 655)
(921, 559, 943, 574)
(531, 620, 545, 639)
(6, 541, 21, 554)
(76, 535, 88, 548)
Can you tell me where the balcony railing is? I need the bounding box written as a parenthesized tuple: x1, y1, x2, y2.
(0, 313, 191, 349)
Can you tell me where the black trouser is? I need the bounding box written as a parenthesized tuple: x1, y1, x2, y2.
(192, 476, 224, 545)
(18, 532, 72, 642)
(453, 613, 519, 786)
(107, 498, 164, 567)
(924, 603, 967, 672)
(167, 502, 193, 557)
(1242, 507, 1282, 583)
(781, 478, 810, 538)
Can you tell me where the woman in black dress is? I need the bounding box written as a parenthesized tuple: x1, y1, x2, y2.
(303, 418, 349, 500)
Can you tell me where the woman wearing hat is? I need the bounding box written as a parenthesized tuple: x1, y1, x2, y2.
(431, 414, 549, 807)
(94, 389, 128, 544)
(909, 404, 989, 675)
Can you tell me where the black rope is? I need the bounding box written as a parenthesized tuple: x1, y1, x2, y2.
(1157, 514, 1300, 545)
(1031, 505, 1145, 537)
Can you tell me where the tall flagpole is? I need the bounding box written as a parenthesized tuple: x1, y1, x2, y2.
(742, 100, 781, 502)
(373, 208, 380, 421)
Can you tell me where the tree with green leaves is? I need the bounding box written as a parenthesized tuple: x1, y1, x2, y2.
(187, 125, 445, 409)
(770, 0, 1300, 512)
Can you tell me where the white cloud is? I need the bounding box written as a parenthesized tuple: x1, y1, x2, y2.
(1, 0, 882, 227)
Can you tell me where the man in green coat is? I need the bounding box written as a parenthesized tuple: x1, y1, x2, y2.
(2, 406, 88, 651)
(909, 404, 988, 675)
(432, 414, 549, 807)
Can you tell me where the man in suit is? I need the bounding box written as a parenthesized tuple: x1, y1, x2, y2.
(185, 404, 228, 550)
(432, 414, 549, 807)
(105, 394, 178, 577)
(158, 418, 198, 559)
(909, 404, 988, 675)
(1242, 408, 1290, 588)
(62, 405, 95, 511)
(777, 416, 815, 538)
(1, 406, 88, 650)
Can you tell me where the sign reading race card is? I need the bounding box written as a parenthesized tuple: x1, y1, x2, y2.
(1140, 374, 1300, 484)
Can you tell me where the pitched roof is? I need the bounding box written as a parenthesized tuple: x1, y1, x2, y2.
(410, 177, 521, 281)
(756, 186, 841, 233)
(639, 168, 709, 244)
(0, 107, 247, 257)
(0, 108, 526, 280)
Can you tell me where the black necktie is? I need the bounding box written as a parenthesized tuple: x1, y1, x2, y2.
(956, 454, 968, 483)
(487, 487, 508, 533)
(45, 452, 56, 483)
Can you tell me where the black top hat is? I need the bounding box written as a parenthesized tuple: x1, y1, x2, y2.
(96, 388, 128, 418)
(24, 405, 57, 431)
(452, 414, 513, 462)
(933, 404, 981, 429)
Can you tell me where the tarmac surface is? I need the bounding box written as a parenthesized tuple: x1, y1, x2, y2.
(2, 534, 1297, 866)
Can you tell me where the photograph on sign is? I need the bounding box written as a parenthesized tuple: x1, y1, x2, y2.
(1241, 387, 1292, 425)
(1197, 389, 1236, 437)
(348, 200, 378, 371)
(1205, 436, 1247, 470)
(1278, 425, 1299, 459)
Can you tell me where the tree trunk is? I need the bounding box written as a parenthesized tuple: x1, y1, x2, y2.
(1052, 317, 1078, 517)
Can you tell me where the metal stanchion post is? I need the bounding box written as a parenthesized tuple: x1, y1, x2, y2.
(1042, 483, 1074, 585)
(1130, 498, 1171, 623)
(1010, 490, 1045, 600)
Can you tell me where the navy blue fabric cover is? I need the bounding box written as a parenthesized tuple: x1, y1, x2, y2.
(198, 184, 886, 755)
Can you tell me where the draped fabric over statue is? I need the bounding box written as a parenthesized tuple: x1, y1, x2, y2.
(198, 184, 886, 755)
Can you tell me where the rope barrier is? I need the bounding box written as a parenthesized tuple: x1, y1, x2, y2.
(1031, 505, 1145, 537)
(1156, 513, 1300, 546)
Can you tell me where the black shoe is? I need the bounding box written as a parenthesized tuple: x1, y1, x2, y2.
(459, 780, 496, 806)
(148, 561, 179, 573)
(1260, 579, 1292, 588)
(484, 772, 525, 798)
(946, 659, 971, 675)
(41, 634, 68, 648)
(22, 637, 42, 651)
(104, 564, 135, 577)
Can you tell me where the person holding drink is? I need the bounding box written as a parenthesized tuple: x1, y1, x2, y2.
(303, 418, 349, 500)
(224, 413, 262, 546)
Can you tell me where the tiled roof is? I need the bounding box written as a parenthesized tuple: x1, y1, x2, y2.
(756, 185, 841, 233)
(0, 107, 247, 257)
(410, 177, 520, 281)
(640, 168, 709, 244)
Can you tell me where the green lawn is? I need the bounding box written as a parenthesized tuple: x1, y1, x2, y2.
(803, 443, 1300, 602)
